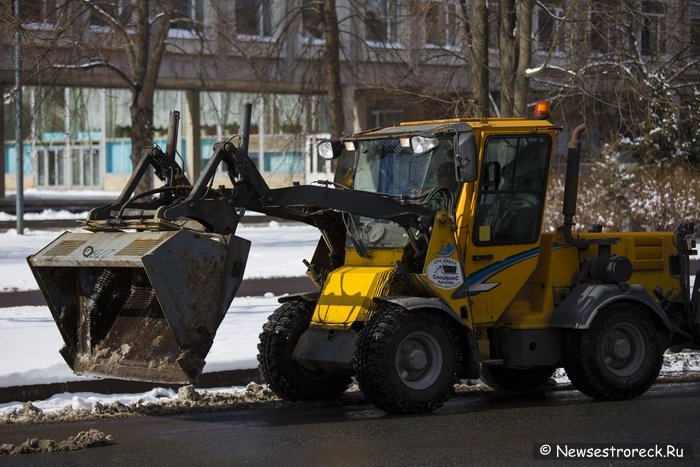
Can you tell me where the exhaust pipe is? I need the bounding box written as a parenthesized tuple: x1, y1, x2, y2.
(560, 123, 589, 249)
(165, 110, 180, 161)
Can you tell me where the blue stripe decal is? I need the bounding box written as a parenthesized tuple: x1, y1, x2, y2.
(465, 241, 573, 292)
(467, 247, 540, 285)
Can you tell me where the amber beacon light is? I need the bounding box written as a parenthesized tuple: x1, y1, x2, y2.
(533, 100, 551, 119)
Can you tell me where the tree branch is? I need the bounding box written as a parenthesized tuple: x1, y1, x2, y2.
(51, 57, 137, 88)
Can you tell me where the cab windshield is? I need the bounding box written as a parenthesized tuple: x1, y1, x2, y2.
(332, 135, 457, 252)
(335, 136, 457, 197)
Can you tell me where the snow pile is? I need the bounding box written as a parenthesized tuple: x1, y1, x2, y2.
(0, 383, 280, 426)
(0, 429, 113, 455)
(552, 350, 700, 385)
(661, 350, 700, 375)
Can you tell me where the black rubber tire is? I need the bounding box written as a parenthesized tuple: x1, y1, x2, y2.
(257, 300, 352, 401)
(353, 303, 462, 414)
(481, 366, 556, 391)
(562, 303, 664, 400)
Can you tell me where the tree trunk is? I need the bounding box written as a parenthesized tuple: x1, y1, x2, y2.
(322, 0, 345, 138)
(467, 0, 490, 117)
(130, 89, 155, 193)
(499, 0, 517, 117)
(125, 0, 173, 194)
(513, 0, 534, 117)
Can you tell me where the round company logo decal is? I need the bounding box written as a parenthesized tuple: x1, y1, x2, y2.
(436, 243, 455, 257)
(426, 257, 464, 290)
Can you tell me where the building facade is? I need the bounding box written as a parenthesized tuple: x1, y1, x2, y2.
(1, 0, 698, 191)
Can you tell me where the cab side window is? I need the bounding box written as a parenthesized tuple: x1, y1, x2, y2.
(474, 136, 551, 244)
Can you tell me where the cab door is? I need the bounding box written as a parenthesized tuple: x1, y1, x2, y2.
(464, 134, 553, 326)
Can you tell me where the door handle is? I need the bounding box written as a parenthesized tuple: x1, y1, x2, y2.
(472, 254, 494, 261)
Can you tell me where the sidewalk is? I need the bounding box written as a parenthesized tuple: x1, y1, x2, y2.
(0, 192, 117, 214)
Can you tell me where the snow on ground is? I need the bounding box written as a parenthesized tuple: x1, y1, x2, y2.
(0, 221, 320, 292)
(4, 189, 120, 200)
(0, 209, 89, 221)
(0, 296, 280, 388)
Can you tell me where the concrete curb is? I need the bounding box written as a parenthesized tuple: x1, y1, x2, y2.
(0, 369, 262, 404)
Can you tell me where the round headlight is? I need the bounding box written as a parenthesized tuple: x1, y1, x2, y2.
(318, 140, 338, 160)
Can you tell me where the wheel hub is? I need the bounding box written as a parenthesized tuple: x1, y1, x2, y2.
(612, 338, 632, 359)
(395, 331, 443, 390)
(601, 322, 645, 377)
(405, 349, 428, 371)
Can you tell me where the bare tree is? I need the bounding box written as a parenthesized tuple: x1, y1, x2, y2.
(513, 0, 534, 116)
(461, 0, 490, 116)
(499, 0, 517, 116)
(76, 0, 177, 192)
(527, 0, 700, 163)
(321, 0, 345, 138)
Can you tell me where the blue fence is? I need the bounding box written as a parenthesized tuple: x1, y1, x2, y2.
(5, 136, 303, 176)
(3, 145, 34, 175)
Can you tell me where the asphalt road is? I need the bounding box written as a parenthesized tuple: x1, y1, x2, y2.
(0, 382, 697, 466)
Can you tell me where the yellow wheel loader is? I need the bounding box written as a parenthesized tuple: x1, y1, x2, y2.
(28, 103, 700, 414)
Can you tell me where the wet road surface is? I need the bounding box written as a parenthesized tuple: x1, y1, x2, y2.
(1, 381, 697, 466)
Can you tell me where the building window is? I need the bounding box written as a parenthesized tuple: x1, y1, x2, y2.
(589, 1, 629, 55)
(302, 0, 324, 41)
(641, 0, 665, 55)
(370, 108, 402, 128)
(172, 0, 204, 33)
(425, 0, 458, 47)
(692, 3, 700, 56)
(590, 3, 610, 53)
(535, 3, 565, 54)
(235, 0, 273, 37)
(89, 1, 133, 28)
(365, 0, 399, 44)
(19, 0, 57, 23)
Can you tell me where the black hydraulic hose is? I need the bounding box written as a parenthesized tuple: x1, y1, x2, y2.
(116, 185, 193, 221)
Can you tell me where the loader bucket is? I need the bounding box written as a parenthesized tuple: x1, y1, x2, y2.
(27, 230, 250, 384)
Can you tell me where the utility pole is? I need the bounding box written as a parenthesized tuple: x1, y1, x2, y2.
(0, 84, 5, 199)
(14, 0, 24, 234)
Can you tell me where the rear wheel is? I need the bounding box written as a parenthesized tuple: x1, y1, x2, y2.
(481, 366, 556, 391)
(354, 303, 462, 414)
(257, 300, 351, 401)
(562, 303, 664, 400)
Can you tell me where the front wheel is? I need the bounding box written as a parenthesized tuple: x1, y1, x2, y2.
(562, 303, 664, 400)
(353, 303, 462, 414)
(257, 300, 351, 401)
